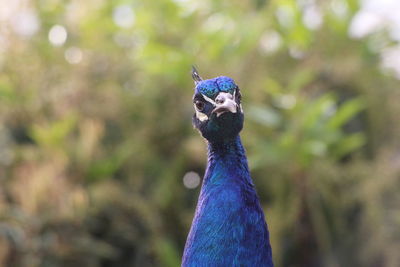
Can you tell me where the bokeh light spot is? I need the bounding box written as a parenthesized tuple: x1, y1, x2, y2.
(113, 5, 135, 28)
(65, 47, 83, 64)
(259, 31, 282, 54)
(303, 5, 323, 30)
(183, 171, 201, 189)
(48, 25, 67, 46)
(11, 9, 40, 38)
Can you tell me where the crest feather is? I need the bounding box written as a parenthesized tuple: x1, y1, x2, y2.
(191, 66, 203, 85)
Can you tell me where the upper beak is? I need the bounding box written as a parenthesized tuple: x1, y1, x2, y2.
(212, 92, 238, 117)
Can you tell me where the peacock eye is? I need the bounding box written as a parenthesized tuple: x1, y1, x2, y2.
(195, 100, 205, 111)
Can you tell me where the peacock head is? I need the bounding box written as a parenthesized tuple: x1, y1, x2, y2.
(191, 67, 244, 143)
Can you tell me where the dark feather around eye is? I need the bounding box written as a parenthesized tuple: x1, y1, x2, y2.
(195, 100, 205, 111)
(236, 88, 242, 102)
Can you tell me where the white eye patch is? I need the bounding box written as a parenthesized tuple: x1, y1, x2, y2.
(195, 110, 208, 121)
(201, 94, 216, 106)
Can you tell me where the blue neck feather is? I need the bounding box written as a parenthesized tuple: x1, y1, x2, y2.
(182, 136, 273, 266)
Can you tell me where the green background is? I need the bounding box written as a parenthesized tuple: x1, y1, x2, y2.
(0, 0, 399, 266)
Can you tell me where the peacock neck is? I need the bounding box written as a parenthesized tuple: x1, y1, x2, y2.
(183, 135, 274, 266)
(204, 135, 251, 186)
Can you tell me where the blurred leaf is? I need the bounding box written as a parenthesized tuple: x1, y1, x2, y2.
(86, 142, 133, 181)
(328, 97, 365, 129)
(331, 132, 366, 159)
(287, 69, 315, 93)
(30, 113, 77, 148)
(302, 93, 335, 130)
(247, 105, 282, 127)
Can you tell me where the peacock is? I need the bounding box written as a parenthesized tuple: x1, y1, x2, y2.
(182, 67, 274, 266)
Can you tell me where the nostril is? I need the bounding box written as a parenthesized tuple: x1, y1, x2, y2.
(215, 95, 225, 104)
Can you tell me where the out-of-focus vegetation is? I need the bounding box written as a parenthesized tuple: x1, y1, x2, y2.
(0, 0, 400, 266)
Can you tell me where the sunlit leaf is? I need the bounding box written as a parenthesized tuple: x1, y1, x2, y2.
(328, 97, 365, 129)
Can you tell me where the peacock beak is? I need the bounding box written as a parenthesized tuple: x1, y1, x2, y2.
(212, 92, 238, 117)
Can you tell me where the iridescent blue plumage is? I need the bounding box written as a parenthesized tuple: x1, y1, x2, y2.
(183, 71, 273, 266)
(195, 76, 236, 99)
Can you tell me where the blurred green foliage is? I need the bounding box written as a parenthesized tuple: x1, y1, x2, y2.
(0, 0, 400, 266)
